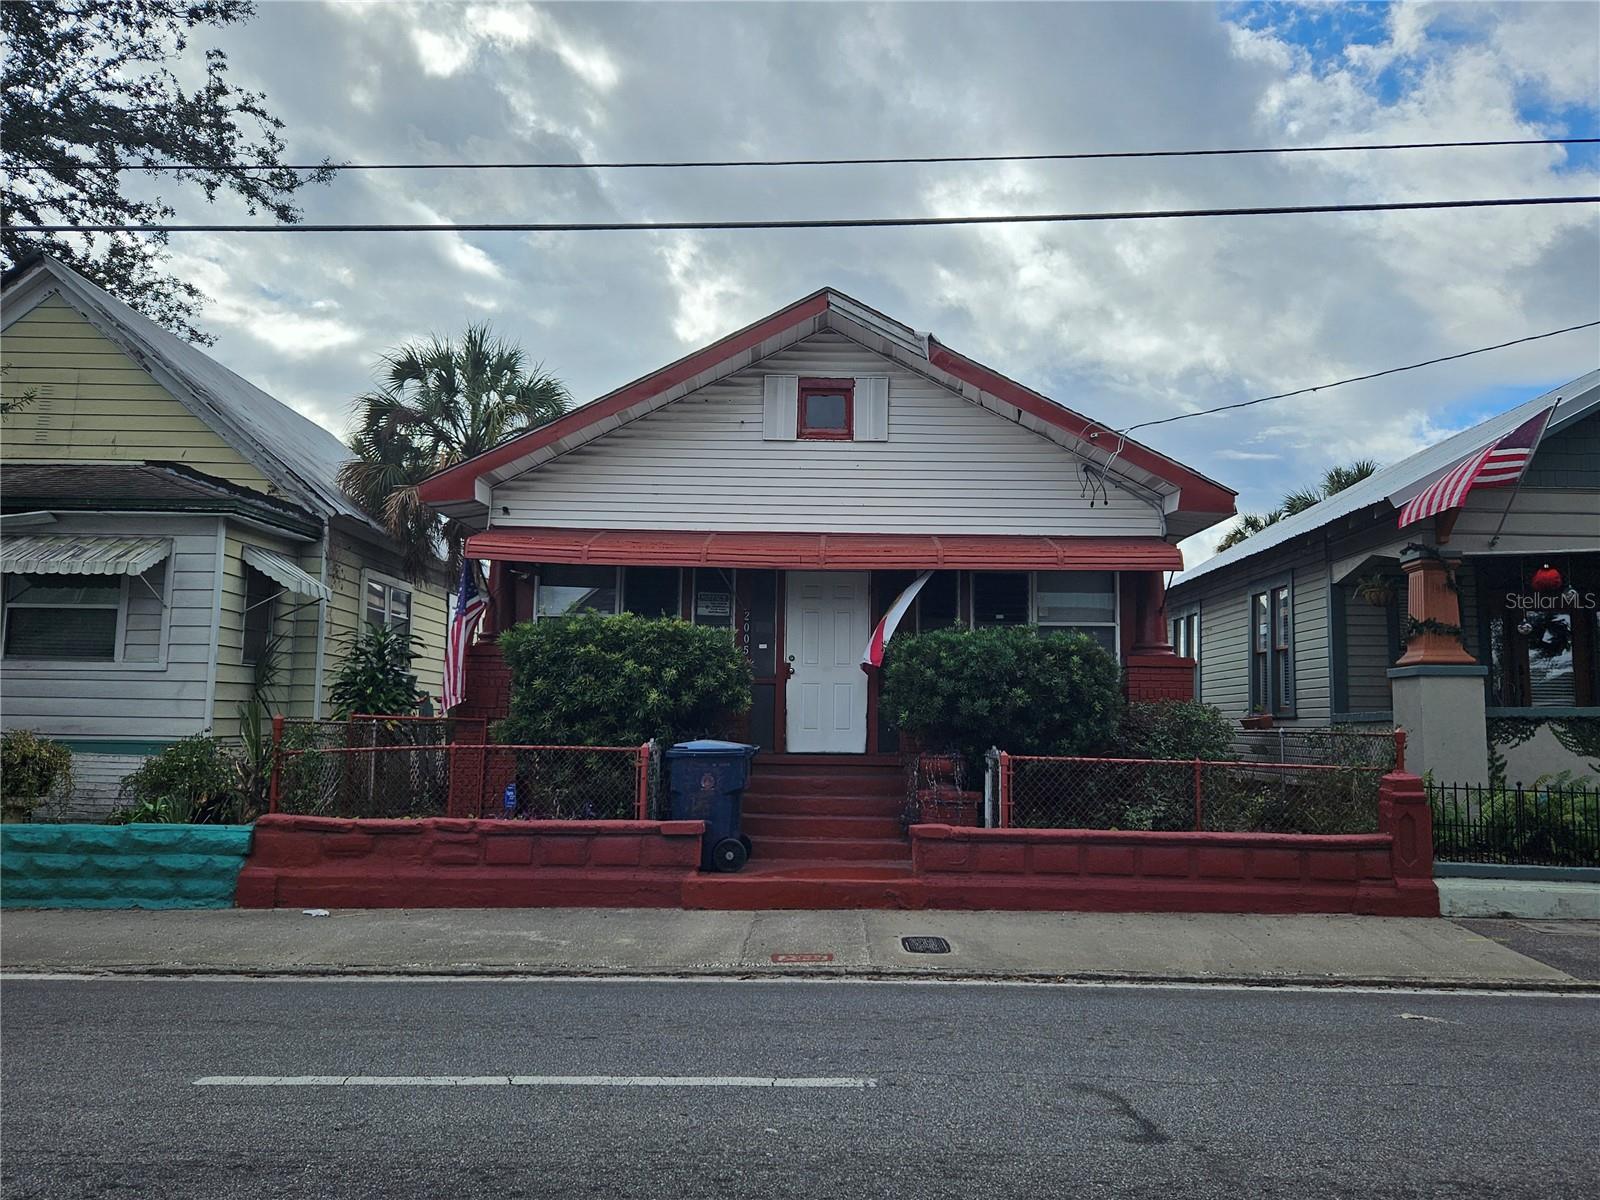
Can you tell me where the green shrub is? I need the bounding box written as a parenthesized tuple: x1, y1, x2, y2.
(1, 729, 74, 821)
(880, 626, 1121, 773)
(115, 735, 242, 824)
(1115, 700, 1234, 761)
(330, 622, 423, 718)
(495, 612, 752, 747)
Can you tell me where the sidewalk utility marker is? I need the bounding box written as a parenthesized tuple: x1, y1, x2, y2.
(195, 1075, 876, 1088)
(771, 953, 834, 963)
(901, 937, 951, 954)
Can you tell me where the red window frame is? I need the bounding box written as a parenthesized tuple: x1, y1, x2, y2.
(797, 377, 854, 441)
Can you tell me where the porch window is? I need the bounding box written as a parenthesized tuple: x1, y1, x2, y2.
(1035, 571, 1118, 654)
(1484, 557, 1598, 707)
(623, 566, 680, 619)
(1172, 606, 1201, 698)
(797, 378, 853, 440)
(536, 564, 617, 618)
(2, 572, 122, 661)
(1250, 580, 1294, 716)
(972, 572, 1029, 626)
(916, 571, 961, 629)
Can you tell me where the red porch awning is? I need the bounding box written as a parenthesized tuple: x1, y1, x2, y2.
(465, 528, 1183, 571)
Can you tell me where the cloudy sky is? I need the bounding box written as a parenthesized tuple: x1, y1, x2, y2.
(153, 1, 1598, 565)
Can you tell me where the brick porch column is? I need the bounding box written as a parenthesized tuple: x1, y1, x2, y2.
(1125, 571, 1195, 702)
(1388, 545, 1488, 785)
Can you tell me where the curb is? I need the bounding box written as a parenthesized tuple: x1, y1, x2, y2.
(5, 963, 1597, 992)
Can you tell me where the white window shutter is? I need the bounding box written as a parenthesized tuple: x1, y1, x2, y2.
(762, 375, 798, 440)
(855, 375, 889, 441)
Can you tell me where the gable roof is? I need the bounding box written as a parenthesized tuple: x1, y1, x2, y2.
(415, 287, 1237, 539)
(1173, 367, 1600, 587)
(1, 254, 374, 529)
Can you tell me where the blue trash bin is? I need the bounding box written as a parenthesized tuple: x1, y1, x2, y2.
(664, 739, 759, 872)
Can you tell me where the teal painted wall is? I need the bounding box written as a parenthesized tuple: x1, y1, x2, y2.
(0, 823, 253, 909)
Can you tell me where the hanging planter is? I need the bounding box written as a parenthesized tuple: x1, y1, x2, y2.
(1353, 573, 1397, 608)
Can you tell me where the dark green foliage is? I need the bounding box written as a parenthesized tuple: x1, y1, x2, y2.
(115, 735, 241, 823)
(1, 729, 74, 819)
(1115, 700, 1235, 761)
(329, 622, 423, 718)
(880, 626, 1122, 773)
(1, 0, 333, 342)
(495, 612, 752, 748)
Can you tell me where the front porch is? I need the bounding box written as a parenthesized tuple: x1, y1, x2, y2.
(458, 532, 1198, 756)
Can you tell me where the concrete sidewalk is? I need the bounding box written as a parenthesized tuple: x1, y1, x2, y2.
(2, 908, 1593, 989)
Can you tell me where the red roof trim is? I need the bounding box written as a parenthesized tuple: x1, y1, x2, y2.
(465, 528, 1183, 571)
(418, 291, 833, 504)
(924, 338, 1236, 515)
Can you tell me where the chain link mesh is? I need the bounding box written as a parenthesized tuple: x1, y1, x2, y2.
(1225, 727, 1398, 770)
(1002, 756, 1383, 834)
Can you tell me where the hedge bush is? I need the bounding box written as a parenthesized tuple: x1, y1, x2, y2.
(880, 626, 1121, 772)
(115, 735, 243, 824)
(495, 612, 752, 747)
(1115, 700, 1234, 761)
(1, 729, 74, 821)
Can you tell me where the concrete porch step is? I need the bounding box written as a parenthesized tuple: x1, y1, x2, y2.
(741, 812, 905, 840)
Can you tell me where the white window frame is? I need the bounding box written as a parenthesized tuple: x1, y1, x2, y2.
(1171, 604, 1201, 699)
(361, 569, 414, 635)
(1, 570, 129, 664)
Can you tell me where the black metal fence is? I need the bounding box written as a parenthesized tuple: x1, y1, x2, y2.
(1430, 780, 1600, 867)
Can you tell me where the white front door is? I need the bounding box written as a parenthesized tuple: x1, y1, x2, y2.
(784, 571, 870, 753)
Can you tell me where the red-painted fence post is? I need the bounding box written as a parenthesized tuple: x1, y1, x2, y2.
(268, 714, 284, 814)
(636, 743, 650, 821)
(998, 752, 1012, 828)
(1378, 768, 1435, 883)
(1193, 758, 1204, 831)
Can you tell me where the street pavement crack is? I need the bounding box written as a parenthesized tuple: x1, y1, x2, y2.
(1070, 1083, 1172, 1145)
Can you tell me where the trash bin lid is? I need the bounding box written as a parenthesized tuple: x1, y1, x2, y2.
(669, 739, 759, 754)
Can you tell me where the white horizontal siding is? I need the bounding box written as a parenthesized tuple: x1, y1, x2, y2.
(492, 330, 1162, 536)
(1343, 586, 1396, 713)
(1447, 487, 1600, 555)
(0, 513, 218, 740)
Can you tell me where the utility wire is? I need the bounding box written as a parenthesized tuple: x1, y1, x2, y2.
(17, 136, 1598, 173)
(8, 194, 1597, 234)
(1110, 319, 1600, 437)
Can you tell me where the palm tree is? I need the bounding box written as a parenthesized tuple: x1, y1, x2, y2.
(339, 324, 570, 578)
(1216, 459, 1378, 553)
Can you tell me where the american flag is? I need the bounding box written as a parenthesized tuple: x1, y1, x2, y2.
(442, 560, 489, 712)
(1397, 406, 1555, 530)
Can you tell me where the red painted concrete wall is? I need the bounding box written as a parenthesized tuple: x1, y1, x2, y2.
(1124, 654, 1197, 703)
(235, 815, 704, 909)
(911, 771, 1438, 916)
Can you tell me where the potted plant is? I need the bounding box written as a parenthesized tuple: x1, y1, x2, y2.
(1239, 707, 1273, 730)
(1353, 573, 1396, 608)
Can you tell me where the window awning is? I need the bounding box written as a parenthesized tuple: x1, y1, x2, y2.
(242, 544, 332, 602)
(465, 528, 1183, 571)
(0, 534, 171, 576)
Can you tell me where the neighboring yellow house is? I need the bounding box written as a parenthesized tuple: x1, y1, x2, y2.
(1, 255, 448, 814)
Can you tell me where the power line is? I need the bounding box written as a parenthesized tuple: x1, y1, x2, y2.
(8, 194, 1597, 235)
(14, 136, 1597, 173)
(1112, 320, 1600, 437)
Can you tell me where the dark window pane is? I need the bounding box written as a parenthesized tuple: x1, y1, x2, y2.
(5, 606, 117, 659)
(973, 572, 1028, 626)
(388, 588, 411, 632)
(917, 571, 961, 629)
(1036, 571, 1116, 624)
(750, 683, 776, 751)
(7, 573, 121, 606)
(802, 392, 848, 430)
(538, 565, 617, 617)
(1042, 625, 1118, 656)
(742, 570, 777, 675)
(365, 579, 387, 625)
(243, 567, 276, 665)
(624, 566, 680, 619)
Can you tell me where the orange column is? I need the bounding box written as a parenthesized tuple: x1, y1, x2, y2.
(1395, 548, 1476, 667)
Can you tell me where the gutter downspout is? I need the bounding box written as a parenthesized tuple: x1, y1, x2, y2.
(312, 515, 330, 719)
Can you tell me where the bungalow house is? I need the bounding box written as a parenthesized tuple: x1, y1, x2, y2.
(1167, 369, 1600, 786)
(419, 288, 1235, 763)
(0, 255, 449, 814)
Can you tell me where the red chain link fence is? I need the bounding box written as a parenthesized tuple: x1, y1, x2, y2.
(269, 718, 654, 821)
(991, 745, 1400, 835)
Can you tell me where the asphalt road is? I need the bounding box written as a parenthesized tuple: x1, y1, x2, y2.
(2, 978, 1595, 1199)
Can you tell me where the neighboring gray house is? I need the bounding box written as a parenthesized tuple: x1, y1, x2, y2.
(1167, 369, 1600, 783)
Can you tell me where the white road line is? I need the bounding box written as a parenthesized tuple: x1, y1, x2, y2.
(194, 1075, 876, 1088)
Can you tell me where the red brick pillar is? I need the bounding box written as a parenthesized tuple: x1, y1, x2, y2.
(1378, 770, 1438, 914)
(1131, 571, 1175, 654)
(1124, 572, 1195, 702)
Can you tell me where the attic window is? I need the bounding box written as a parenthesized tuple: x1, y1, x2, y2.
(797, 378, 853, 440)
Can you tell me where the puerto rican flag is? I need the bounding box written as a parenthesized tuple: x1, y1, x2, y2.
(1397, 406, 1555, 530)
(442, 560, 489, 712)
(861, 571, 932, 670)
